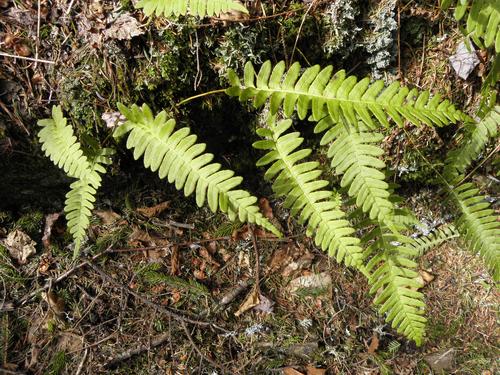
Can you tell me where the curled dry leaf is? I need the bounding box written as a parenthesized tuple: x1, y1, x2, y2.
(4, 229, 36, 264)
(104, 13, 144, 40)
(283, 368, 304, 375)
(95, 210, 121, 225)
(43, 291, 65, 315)
(170, 245, 180, 275)
(258, 197, 274, 220)
(42, 212, 61, 248)
(367, 333, 380, 354)
(199, 246, 220, 268)
(136, 201, 170, 218)
(253, 293, 274, 314)
(235, 287, 260, 317)
(306, 365, 327, 375)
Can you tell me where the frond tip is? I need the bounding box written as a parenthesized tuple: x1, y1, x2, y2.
(136, 0, 248, 18)
(115, 103, 281, 237)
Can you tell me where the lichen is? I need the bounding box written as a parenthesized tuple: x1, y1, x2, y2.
(322, 0, 361, 56)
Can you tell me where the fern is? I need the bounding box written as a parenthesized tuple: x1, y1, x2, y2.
(448, 183, 499, 280)
(38, 106, 112, 256)
(442, 0, 500, 52)
(136, 0, 248, 18)
(444, 105, 499, 182)
(226, 61, 469, 128)
(408, 225, 460, 256)
(253, 117, 366, 272)
(364, 224, 427, 346)
(115, 103, 280, 236)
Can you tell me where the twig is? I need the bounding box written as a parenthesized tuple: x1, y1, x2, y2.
(108, 236, 232, 254)
(181, 322, 227, 373)
(66, 0, 76, 15)
(250, 226, 261, 295)
(104, 332, 170, 367)
(87, 262, 226, 331)
(34, 0, 41, 69)
(75, 349, 88, 375)
(290, 0, 315, 64)
(0, 52, 55, 64)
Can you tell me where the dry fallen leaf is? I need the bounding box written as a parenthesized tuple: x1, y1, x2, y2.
(199, 247, 220, 268)
(136, 201, 170, 218)
(419, 269, 435, 285)
(42, 212, 61, 248)
(170, 245, 180, 275)
(306, 365, 327, 375)
(283, 367, 304, 375)
(4, 229, 36, 264)
(43, 291, 65, 315)
(258, 197, 274, 220)
(367, 333, 379, 354)
(95, 210, 121, 225)
(253, 293, 274, 314)
(104, 13, 144, 40)
(235, 287, 260, 317)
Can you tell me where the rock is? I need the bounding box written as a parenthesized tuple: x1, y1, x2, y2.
(424, 348, 455, 372)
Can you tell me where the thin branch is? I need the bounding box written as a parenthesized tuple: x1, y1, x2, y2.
(0, 52, 55, 64)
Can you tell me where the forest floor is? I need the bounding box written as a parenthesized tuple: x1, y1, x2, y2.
(0, 0, 499, 374)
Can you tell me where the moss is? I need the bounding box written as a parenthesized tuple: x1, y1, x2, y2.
(14, 211, 43, 236)
(47, 350, 67, 375)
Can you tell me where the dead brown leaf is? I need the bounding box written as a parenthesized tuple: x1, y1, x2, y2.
(367, 333, 379, 354)
(95, 210, 121, 225)
(4, 229, 36, 264)
(234, 287, 260, 317)
(42, 212, 61, 248)
(419, 269, 435, 285)
(193, 269, 206, 280)
(306, 365, 326, 375)
(199, 246, 220, 268)
(104, 13, 144, 40)
(136, 201, 170, 218)
(43, 291, 65, 315)
(258, 197, 274, 220)
(171, 245, 180, 275)
(283, 367, 304, 375)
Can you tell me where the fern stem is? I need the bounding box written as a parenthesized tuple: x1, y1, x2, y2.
(177, 89, 227, 107)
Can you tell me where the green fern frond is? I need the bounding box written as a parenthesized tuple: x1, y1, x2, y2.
(442, 0, 500, 52)
(115, 103, 280, 237)
(319, 119, 395, 225)
(448, 182, 500, 280)
(444, 105, 499, 182)
(38, 106, 112, 256)
(408, 225, 460, 256)
(365, 225, 426, 345)
(226, 61, 469, 128)
(136, 0, 248, 18)
(253, 118, 366, 272)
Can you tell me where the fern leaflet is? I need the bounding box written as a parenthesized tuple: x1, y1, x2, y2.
(136, 0, 248, 18)
(444, 105, 499, 183)
(226, 61, 469, 128)
(115, 103, 280, 236)
(253, 118, 366, 272)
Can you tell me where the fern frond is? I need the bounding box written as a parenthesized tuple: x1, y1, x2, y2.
(365, 224, 426, 345)
(408, 225, 460, 256)
(226, 61, 469, 128)
(442, 0, 500, 52)
(136, 0, 248, 18)
(253, 118, 366, 272)
(115, 103, 280, 237)
(319, 119, 395, 225)
(448, 182, 500, 280)
(38, 106, 112, 256)
(444, 105, 499, 182)
(38, 106, 97, 184)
